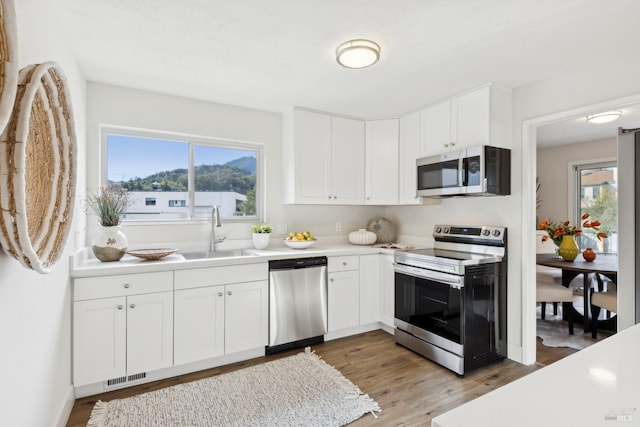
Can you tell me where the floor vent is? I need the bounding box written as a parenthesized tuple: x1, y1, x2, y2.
(106, 376, 127, 387)
(128, 372, 146, 382)
(104, 372, 147, 388)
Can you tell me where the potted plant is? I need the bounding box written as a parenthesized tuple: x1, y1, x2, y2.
(86, 184, 133, 261)
(250, 223, 272, 250)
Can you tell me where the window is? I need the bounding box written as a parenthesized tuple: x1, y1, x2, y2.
(574, 161, 617, 253)
(104, 128, 261, 222)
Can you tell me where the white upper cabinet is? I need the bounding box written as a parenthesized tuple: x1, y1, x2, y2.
(283, 109, 364, 204)
(332, 116, 366, 203)
(365, 119, 399, 205)
(419, 84, 512, 157)
(398, 111, 422, 205)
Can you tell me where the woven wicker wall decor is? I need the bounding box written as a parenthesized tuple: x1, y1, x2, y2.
(0, 62, 78, 273)
(0, 0, 18, 133)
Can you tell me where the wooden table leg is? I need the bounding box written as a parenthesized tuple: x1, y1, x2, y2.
(582, 272, 590, 333)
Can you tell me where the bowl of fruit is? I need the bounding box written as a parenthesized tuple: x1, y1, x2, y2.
(284, 231, 316, 249)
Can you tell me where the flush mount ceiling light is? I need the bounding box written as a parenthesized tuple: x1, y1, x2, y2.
(336, 39, 380, 69)
(585, 111, 622, 124)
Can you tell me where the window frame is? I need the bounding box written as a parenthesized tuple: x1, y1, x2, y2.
(100, 125, 264, 224)
(570, 157, 617, 250)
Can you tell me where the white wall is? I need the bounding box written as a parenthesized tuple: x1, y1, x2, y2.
(86, 83, 385, 251)
(0, 1, 86, 426)
(537, 137, 617, 222)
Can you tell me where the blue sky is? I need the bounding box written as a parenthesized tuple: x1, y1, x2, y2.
(107, 134, 255, 182)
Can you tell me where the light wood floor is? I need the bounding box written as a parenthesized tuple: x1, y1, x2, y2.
(67, 330, 576, 426)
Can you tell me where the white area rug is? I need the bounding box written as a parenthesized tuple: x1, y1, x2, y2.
(88, 348, 381, 427)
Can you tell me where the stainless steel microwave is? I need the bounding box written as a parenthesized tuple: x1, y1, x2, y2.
(416, 145, 511, 198)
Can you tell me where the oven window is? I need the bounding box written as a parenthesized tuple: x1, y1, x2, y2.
(417, 159, 459, 190)
(395, 272, 462, 343)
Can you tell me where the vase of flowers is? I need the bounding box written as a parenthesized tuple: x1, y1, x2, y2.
(86, 185, 132, 262)
(250, 223, 272, 250)
(538, 213, 607, 262)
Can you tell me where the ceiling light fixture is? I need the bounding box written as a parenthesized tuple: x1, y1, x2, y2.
(336, 39, 380, 69)
(585, 111, 622, 124)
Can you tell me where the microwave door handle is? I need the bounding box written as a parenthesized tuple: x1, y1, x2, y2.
(458, 156, 464, 187)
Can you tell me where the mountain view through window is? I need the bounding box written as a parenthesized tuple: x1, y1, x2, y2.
(106, 133, 259, 221)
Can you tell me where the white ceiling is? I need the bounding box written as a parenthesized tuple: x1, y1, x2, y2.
(60, 0, 640, 143)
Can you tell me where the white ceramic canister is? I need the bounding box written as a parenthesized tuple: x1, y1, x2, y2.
(348, 229, 377, 245)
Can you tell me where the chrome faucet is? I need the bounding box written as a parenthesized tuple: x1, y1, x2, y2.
(209, 205, 224, 252)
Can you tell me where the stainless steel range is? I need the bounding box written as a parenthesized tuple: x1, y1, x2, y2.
(394, 225, 507, 375)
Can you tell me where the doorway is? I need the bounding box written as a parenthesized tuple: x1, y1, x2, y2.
(522, 95, 640, 365)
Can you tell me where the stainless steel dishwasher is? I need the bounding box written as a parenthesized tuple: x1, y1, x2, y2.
(266, 256, 328, 354)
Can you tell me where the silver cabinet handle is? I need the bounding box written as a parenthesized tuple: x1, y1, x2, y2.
(330, 278, 334, 282)
(218, 292, 224, 297)
(129, 303, 136, 309)
(444, 143, 449, 148)
(123, 283, 130, 289)
(450, 142, 456, 146)
(342, 261, 347, 266)
(227, 291, 232, 296)
(117, 305, 124, 310)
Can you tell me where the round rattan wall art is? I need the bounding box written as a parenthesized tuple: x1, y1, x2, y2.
(0, 62, 77, 273)
(0, 0, 19, 133)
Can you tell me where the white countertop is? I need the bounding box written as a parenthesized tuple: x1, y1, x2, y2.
(70, 241, 408, 278)
(432, 323, 640, 426)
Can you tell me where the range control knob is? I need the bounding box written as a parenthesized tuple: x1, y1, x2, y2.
(482, 229, 491, 236)
(492, 229, 501, 237)
(443, 227, 450, 234)
(435, 227, 442, 233)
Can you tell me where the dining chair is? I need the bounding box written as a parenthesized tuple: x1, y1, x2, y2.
(590, 287, 617, 339)
(536, 281, 574, 334)
(535, 230, 565, 318)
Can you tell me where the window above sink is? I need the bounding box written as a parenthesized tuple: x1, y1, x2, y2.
(101, 126, 264, 224)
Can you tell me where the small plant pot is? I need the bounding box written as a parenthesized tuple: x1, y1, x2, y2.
(252, 233, 270, 250)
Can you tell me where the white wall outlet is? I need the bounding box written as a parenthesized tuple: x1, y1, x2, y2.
(276, 223, 287, 234)
(336, 222, 342, 232)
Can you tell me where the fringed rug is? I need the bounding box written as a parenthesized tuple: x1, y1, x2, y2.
(88, 348, 381, 427)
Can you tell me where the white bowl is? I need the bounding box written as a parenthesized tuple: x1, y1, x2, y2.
(284, 239, 316, 249)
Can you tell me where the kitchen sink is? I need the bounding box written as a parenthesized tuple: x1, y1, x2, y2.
(180, 250, 255, 260)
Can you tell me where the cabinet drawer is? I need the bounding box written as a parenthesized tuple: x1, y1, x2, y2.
(174, 263, 268, 290)
(328, 255, 359, 272)
(74, 271, 173, 301)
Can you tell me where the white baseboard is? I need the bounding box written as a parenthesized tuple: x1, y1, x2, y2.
(55, 384, 76, 427)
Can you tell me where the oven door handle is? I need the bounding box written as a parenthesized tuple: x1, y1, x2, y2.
(393, 263, 464, 288)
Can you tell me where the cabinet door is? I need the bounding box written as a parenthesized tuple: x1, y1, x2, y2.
(420, 101, 452, 156)
(380, 254, 396, 328)
(174, 286, 225, 365)
(328, 270, 360, 331)
(398, 112, 422, 205)
(293, 110, 331, 203)
(126, 291, 173, 374)
(365, 119, 399, 204)
(73, 296, 126, 386)
(453, 86, 490, 149)
(225, 280, 268, 354)
(359, 254, 381, 325)
(331, 116, 365, 204)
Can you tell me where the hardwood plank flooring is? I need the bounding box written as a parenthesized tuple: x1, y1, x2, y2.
(67, 330, 574, 427)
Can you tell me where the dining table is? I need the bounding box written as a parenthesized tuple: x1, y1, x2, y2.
(536, 253, 617, 332)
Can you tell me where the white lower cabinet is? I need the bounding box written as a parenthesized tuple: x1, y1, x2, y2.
(224, 281, 268, 353)
(359, 254, 381, 325)
(173, 264, 268, 365)
(174, 286, 225, 365)
(73, 274, 174, 387)
(380, 254, 396, 328)
(327, 256, 360, 332)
